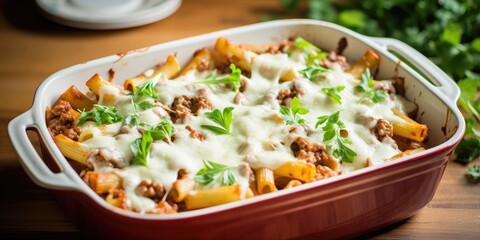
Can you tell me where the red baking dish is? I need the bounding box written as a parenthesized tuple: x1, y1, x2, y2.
(8, 19, 464, 239)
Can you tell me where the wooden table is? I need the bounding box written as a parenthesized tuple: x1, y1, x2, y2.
(1, 1, 479, 239)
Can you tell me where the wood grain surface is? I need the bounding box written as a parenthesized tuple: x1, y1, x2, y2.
(1, 0, 479, 239)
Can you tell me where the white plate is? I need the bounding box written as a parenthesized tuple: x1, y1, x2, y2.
(36, 0, 182, 30)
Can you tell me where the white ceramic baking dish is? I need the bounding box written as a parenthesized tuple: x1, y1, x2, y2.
(8, 19, 464, 239)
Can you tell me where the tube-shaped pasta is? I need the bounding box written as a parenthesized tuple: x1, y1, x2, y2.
(284, 180, 302, 189)
(255, 167, 276, 194)
(124, 55, 181, 91)
(346, 50, 380, 79)
(123, 76, 148, 92)
(391, 147, 425, 159)
(83, 171, 122, 194)
(215, 37, 254, 72)
(78, 127, 102, 142)
(53, 134, 92, 165)
(153, 55, 181, 80)
(169, 177, 195, 202)
(273, 161, 316, 183)
(86, 73, 111, 96)
(59, 85, 95, 111)
(184, 184, 251, 210)
(105, 189, 128, 209)
(392, 108, 428, 142)
(214, 38, 296, 81)
(180, 48, 215, 76)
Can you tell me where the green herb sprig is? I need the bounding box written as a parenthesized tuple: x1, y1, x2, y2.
(315, 110, 357, 163)
(128, 77, 159, 98)
(146, 117, 175, 144)
(78, 104, 123, 126)
(279, 96, 309, 125)
(201, 107, 234, 135)
(194, 64, 242, 92)
(130, 130, 153, 167)
(195, 160, 237, 186)
(355, 69, 388, 104)
(299, 62, 330, 81)
(321, 86, 345, 104)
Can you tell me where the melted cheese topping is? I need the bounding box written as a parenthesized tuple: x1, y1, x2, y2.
(80, 51, 417, 213)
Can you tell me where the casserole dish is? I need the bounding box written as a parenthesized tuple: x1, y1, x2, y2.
(8, 19, 464, 239)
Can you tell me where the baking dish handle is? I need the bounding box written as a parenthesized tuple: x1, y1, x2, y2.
(370, 37, 460, 102)
(8, 110, 80, 191)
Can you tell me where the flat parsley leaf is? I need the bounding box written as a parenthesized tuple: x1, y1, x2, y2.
(148, 117, 175, 144)
(279, 96, 309, 125)
(128, 76, 159, 98)
(299, 62, 330, 81)
(355, 68, 388, 104)
(195, 160, 237, 186)
(321, 86, 345, 104)
(315, 110, 357, 163)
(130, 130, 153, 167)
(194, 64, 242, 92)
(201, 107, 234, 135)
(78, 104, 123, 126)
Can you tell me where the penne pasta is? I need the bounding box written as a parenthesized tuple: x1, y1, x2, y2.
(391, 147, 425, 159)
(284, 180, 302, 189)
(53, 134, 92, 165)
(184, 184, 252, 210)
(392, 108, 428, 142)
(124, 55, 181, 91)
(255, 167, 276, 194)
(105, 189, 128, 209)
(169, 177, 195, 202)
(83, 171, 122, 194)
(86, 73, 111, 96)
(179, 48, 215, 76)
(346, 50, 380, 79)
(214, 37, 295, 81)
(59, 85, 95, 111)
(273, 161, 316, 183)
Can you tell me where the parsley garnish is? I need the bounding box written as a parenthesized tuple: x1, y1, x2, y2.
(148, 117, 175, 144)
(355, 69, 388, 104)
(138, 101, 156, 110)
(194, 64, 242, 92)
(291, 37, 327, 65)
(201, 107, 234, 135)
(315, 111, 357, 163)
(78, 104, 123, 126)
(293, 37, 322, 53)
(130, 118, 175, 167)
(299, 62, 330, 81)
(130, 130, 153, 167)
(124, 97, 140, 127)
(465, 165, 480, 184)
(279, 97, 309, 125)
(128, 76, 159, 98)
(321, 86, 345, 104)
(195, 160, 237, 186)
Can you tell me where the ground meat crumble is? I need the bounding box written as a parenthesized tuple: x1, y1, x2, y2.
(290, 137, 340, 179)
(46, 100, 82, 141)
(169, 95, 212, 123)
